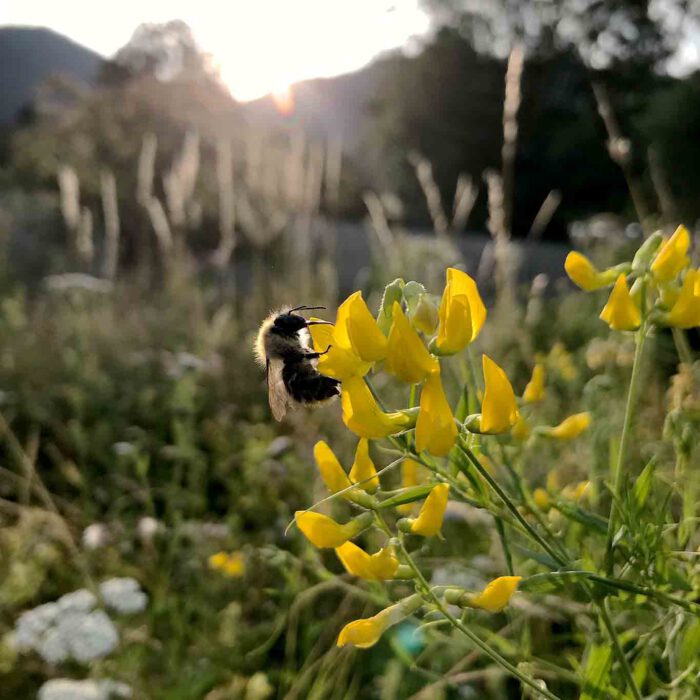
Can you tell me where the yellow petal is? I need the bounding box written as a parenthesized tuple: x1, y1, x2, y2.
(480, 355, 519, 434)
(341, 376, 415, 439)
(397, 459, 425, 515)
(208, 551, 245, 578)
(344, 291, 388, 362)
(541, 412, 591, 440)
(562, 480, 590, 502)
(436, 268, 487, 354)
(309, 320, 371, 381)
(385, 302, 438, 383)
(349, 438, 380, 492)
(337, 596, 421, 648)
(415, 370, 457, 456)
(564, 252, 615, 291)
(410, 483, 449, 536)
(651, 225, 691, 282)
(532, 488, 550, 510)
(335, 541, 398, 581)
(522, 364, 545, 403)
(599, 274, 641, 331)
(470, 576, 522, 613)
(295, 511, 359, 548)
(337, 608, 393, 649)
(314, 441, 352, 494)
(511, 415, 531, 441)
(666, 269, 700, 328)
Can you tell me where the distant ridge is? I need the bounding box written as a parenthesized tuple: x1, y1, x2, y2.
(0, 26, 103, 124)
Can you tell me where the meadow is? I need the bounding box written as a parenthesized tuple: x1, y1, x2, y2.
(1, 37, 699, 700)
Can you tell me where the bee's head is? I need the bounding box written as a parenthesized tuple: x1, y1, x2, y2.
(273, 305, 332, 337)
(273, 312, 309, 336)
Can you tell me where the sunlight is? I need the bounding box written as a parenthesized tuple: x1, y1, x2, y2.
(2, 0, 430, 102)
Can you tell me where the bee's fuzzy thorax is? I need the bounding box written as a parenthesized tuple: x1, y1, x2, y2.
(254, 312, 278, 367)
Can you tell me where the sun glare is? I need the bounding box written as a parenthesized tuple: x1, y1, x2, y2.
(3, 1, 430, 103)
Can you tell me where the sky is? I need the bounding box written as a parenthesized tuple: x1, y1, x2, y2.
(0, 0, 431, 100)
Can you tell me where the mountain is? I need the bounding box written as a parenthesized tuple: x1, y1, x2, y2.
(0, 27, 103, 124)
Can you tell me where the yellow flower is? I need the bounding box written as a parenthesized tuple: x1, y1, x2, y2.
(349, 438, 379, 492)
(409, 483, 449, 536)
(385, 302, 438, 383)
(341, 376, 416, 439)
(562, 480, 590, 502)
(470, 576, 522, 613)
(511, 415, 531, 441)
(335, 541, 399, 581)
(480, 355, 520, 434)
(397, 458, 425, 515)
(599, 274, 641, 331)
(415, 370, 457, 456)
(651, 224, 690, 282)
(666, 269, 700, 328)
(314, 441, 353, 494)
(522, 364, 545, 403)
(341, 291, 388, 362)
(209, 551, 246, 578)
(564, 252, 616, 291)
(532, 488, 550, 510)
(540, 412, 591, 440)
(310, 319, 371, 381)
(295, 511, 372, 548)
(435, 268, 487, 355)
(337, 595, 422, 649)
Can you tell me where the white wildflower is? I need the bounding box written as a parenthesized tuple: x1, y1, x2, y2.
(13, 602, 59, 650)
(57, 589, 97, 614)
(62, 609, 119, 663)
(100, 578, 148, 615)
(38, 678, 132, 700)
(136, 516, 163, 543)
(82, 523, 111, 551)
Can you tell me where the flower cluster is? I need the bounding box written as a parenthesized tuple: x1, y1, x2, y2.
(13, 579, 147, 665)
(293, 269, 526, 650)
(566, 225, 699, 332)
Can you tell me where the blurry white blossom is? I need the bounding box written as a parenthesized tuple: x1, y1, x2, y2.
(38, 678, 132, 700)
(136, 516, 163, 543)
(13, 579, 147, 664)
(82, 523, 111, 551)
(57, 589, 97, 614)
(100, 578, 148, 615)
(112, 442, 137, 456)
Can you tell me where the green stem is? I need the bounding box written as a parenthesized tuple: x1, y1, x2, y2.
(605, 325, 647, 574)
(457, 441, 643, 699)
(672, 327, 694, 366)
(599, 598, 643, 700)
(459, 441, 567, 567)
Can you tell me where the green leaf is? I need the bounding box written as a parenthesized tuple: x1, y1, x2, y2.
(633, 458, 655, 510)
(512, 545, 561, 571)
(555, 501, 608, 533)
(580, 643, 613, 700)
(377, 484, 435, 509)
(678, 619, 700, 669)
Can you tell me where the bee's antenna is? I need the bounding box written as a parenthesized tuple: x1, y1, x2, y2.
(306, 320, 334, 326)
(289, 305, 326, 314)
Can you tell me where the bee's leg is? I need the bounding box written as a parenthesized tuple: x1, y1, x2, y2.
(305, 345, 332, 359)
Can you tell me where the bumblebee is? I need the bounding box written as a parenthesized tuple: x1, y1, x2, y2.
(255, 305, 340, 421)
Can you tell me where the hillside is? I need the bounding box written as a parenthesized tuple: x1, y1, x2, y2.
(0, 26, 103, 124)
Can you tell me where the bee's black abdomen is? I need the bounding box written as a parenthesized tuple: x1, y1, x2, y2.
(283, 362, 340, 404)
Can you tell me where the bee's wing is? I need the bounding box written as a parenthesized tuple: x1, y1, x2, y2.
(267, 359, 290, 421)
